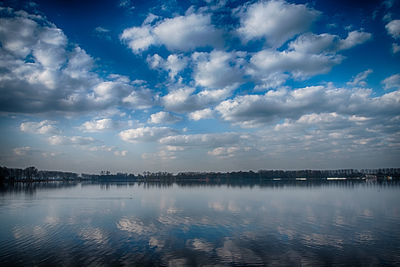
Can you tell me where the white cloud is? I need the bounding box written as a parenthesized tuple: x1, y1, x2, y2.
(382, 74, 400, 90)
(237, 0, 320, 47)
(216, 86, 400, 128)
(253, 112, 388, 158)
(153, 12, 222, 51)
(14, 146, 32, 156)
(63, 47, 94, 79)
(119, 0, 135, 11)
(0, 8, 145, 114)
(121, 11, 222, 53)
(162, 87, 231, 113)
(122, 82, 157, 109)
(80, 118, 115, 132)
(94, 27, 111, 40)
(88, 145, 114, 152)
(94, 26, 109, 33)
(288, 31, 371, 54)
(188, 108, 213, 120)
(1, 3, 399, 171)
(147, 53, 163, 69)
(207, 146, 255, 159)
(20, 120, 59, 134)
(144, 13, 160, 25)
(162, 87, 196, 112)
(159, 132, 242, 148)
(253, 72, 289, 91)
(248, 30, 371, 83)
(338, 31, 372, 50)
(192, 50, 246, 89)
(147, 54, 188, 80)
(141, 149, 178, 161)
(392, 43, 400, 53)
(114, 150, 128, 156)
(91, 81, 132, 103)
(386, 19, 400, 39)
(119, 0, 131, 7)
(386, 20, 400, 53)
(48, 135, 97, 146)
(87, 145, 127, 157)
(208, 146, 243, 158)
(120, 25, 156, 54)
(288, 33, 339, 54)
(165, 54, 188, 79)
(249, 49, 343, 80)
(0, 14, 66, 58)
(119, 127, 177, 143)
(41, 152, 60, 158)
(347, 69, 373, 87)
(148, 111, 182, 124)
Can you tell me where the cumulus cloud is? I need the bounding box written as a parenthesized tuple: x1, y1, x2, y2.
(122, 87, 157, 109)
(80, 118, 115, 132)
(20, 120, 59, 134)
(121, 11, 222, 53)
(2, 2, 398, 170)
(288, 31, 371, 54)
(162, 87, 231, 113)
(120, 25, 156, 53)
(347, 69, 373, 87)
(148, 111, 182, 124)
(248, 30, 371, 82)
(0, 7, 148, 114)
(249, 49, 343, 80)
(188, 108, 214, 120)
(288, 33, 339, 54)
(237, 0, 320, 47)
(338, 31, 372, 50)
(250, 112, 394, 164)
(154, 12, 222, 51)
(382, 74, 400, 90)
(119, 127, 177, 143)
(147, 54, 188, 80)
(386, 20, 400, 53)
(253, 72, 289, 91)
(192, 50, 246, 89)
(216, 86, 400, 128)
(386, 19, 400, 39)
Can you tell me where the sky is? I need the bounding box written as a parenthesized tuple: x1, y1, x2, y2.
(0, 0, 399, 174)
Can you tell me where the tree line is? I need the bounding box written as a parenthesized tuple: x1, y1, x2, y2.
(1, 166, 399, 182)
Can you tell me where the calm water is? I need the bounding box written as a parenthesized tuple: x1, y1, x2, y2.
(0, 181, 399, 266)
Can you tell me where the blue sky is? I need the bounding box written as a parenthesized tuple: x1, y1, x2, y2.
(0, 0, 399, 173)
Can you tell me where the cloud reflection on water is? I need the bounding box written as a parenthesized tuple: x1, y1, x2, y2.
(0, 182, 399, 266)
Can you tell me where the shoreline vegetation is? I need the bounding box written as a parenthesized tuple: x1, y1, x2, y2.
(1, 166, 399, 183)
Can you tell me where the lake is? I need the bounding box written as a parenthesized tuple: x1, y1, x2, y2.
(0, 181, 399, 266)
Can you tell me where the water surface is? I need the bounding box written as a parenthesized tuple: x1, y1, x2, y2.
(0, 181, 399, 266)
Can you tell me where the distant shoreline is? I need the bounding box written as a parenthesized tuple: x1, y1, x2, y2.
(1, 166, 399, 183)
